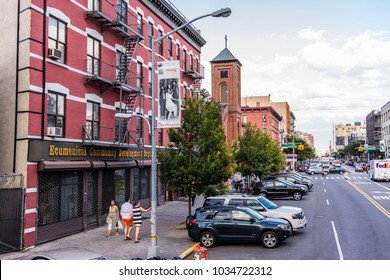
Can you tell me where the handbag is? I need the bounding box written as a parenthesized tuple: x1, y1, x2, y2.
(117, 220, 124, 230)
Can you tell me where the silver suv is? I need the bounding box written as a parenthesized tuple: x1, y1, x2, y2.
(203, 194, 306, 231)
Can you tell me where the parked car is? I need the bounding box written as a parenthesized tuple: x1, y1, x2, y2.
(186, 205, 292, 248)
(267, 173, 313, 190)
(14, 247, 107, 260)
(252, 179, 308, 200)
(327, 166, 345, 174)
(355, 163, 364, 172)
(203, 195, 307, 230)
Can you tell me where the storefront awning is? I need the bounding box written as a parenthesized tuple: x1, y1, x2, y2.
(38, 161, 91, 171)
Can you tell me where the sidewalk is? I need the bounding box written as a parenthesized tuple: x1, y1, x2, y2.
(1, 196, 204, 260)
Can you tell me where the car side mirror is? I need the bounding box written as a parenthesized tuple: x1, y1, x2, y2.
(249, 218, 256, 224)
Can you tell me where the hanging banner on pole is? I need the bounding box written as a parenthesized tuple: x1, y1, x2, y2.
(157, 60, 181, 128)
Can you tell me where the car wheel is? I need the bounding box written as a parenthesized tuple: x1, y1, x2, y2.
(259, 192, 268, 199)
(310, 171, 314, 175)
(293, 191, 302, 201)
(340, 171, 343, 174)
(261, 231, 279, 248)
(200, 231, 217, 248)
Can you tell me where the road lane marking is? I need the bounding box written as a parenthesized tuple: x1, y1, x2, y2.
(324, 189, 327, 193)
(326, 200, 330, 206)
(331, 221, 344, 260)
(346, 180, 390, 219)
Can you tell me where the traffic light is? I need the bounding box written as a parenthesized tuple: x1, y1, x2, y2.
(358, 146, 364, 152)
(297, 144, 304, 151)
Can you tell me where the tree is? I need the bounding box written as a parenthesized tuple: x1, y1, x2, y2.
(343, 140, 365, 157)
(236, 123, 285, 180)
(158, 90, 235, 215)
(284, 135, 316, 161)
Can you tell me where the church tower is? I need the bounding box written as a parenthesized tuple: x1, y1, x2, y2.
(210, 36, 242, 145)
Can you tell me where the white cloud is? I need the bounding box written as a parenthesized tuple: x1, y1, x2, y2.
(298, 27, 326, 41)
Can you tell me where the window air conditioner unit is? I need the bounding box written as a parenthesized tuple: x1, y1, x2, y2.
(47, 127, 62, 137)
(48, 48, 62, 60)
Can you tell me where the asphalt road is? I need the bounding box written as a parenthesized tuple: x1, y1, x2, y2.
(204, 167, 390, 260)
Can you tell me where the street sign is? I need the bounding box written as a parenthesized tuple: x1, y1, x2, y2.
(284, 145, 297, 149)
(364, 146, 376, 151)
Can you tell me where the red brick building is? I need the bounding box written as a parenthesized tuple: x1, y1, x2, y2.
(210, 46, 242, 145)
(0, 0, 205, 249)
(241, 106, 283, 142)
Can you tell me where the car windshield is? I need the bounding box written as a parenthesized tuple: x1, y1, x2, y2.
(258, 197, 278, 209)
(244, 207, 265, 220)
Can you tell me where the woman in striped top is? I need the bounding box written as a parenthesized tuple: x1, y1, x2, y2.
(133, 201, 151, 243)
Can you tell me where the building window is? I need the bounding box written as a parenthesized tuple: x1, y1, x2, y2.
(137, 13, 143, 36)
(116, 0, 127, 25)
(89, 0, 100, 11)
(137, 61, 143, 90)
(148, 66, 152, 96)
(221, 83, 228, 104)
(262, 114, 267, 124)
(263, 128, 267, 134)
(243, 115, 247, 124)
(189, 54, 193, 71)
(168, 37, 172, 58)
(148, 22, 153, 48)
(136, 117, 144, 144)
(86, 101, 100, 140)
(158, 30, 163, 55)
(87, 36, 100, 76)
(183, 49, 187, 70)
(48, 16, 66, 63)
(195, 58, 199, 73)
(116, 50, 126, 83)
(220, 70, 228, 78)
(176, 43, 180, 60)
(47, 92, 65, 137)
(256, 102, 260, 107)
(158, 128, 163, 146)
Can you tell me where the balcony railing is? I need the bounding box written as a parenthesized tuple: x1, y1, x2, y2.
(183, 62, 205, 80)
(85, 0, 144, 40)
(84, 58, 142, 93)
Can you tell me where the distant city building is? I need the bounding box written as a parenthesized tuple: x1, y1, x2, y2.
(294, 131, 315, 148)
(366, 110, 382, 148)
(381, 100, 390, 158)
(333, 122, 366, 151)
(241, 106, 283, 142)
(241, 95, 295, 135)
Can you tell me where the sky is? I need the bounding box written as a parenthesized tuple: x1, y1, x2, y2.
(169, 0, 390, 153)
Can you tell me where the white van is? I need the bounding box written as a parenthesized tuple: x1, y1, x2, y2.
(369, 160, 390, 181)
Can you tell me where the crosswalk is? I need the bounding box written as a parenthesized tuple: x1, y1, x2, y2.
(311, 176, 369, 180)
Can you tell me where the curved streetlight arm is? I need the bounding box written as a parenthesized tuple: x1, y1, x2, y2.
(154, 8, 231, 44)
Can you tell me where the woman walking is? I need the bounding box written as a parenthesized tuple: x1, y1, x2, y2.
(133, 201, 151, 243)
(106, 200, 119, 237)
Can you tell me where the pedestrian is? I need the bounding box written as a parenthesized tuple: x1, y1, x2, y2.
(191, 192, 196, 206)
(105, 200, 119, 237)
(321, 166, 326, 178)
(120, 197, 133, 241)
(132, 201, 151, 243)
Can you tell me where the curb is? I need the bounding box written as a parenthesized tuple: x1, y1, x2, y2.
(179, 242, 200, 259)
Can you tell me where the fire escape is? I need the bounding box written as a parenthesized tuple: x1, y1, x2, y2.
(83, 0, 144, 145)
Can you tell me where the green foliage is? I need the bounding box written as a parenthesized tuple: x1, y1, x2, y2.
(203, 182, 230, 197)
(236, 123, 285, 180)
(284, 135, 316, 161)
(158, 90, 235, 198)
(343, 140, 365, 156)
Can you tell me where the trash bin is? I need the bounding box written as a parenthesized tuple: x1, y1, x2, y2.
(192, 246, 208, 260)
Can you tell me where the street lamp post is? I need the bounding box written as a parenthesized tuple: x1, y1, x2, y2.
(147, 8, 231, 259)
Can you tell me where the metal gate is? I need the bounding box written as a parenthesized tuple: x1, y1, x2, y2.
(0, 174, 24, 254)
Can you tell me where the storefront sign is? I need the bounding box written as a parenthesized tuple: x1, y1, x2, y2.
(29, 140, 151, 162)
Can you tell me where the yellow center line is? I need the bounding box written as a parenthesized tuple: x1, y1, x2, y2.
(346, 180, 390, 219)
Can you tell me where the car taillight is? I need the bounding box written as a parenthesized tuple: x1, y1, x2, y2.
(189, 219, 197, 226)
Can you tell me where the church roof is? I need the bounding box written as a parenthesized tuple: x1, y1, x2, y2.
(211, 47, 242, 66)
